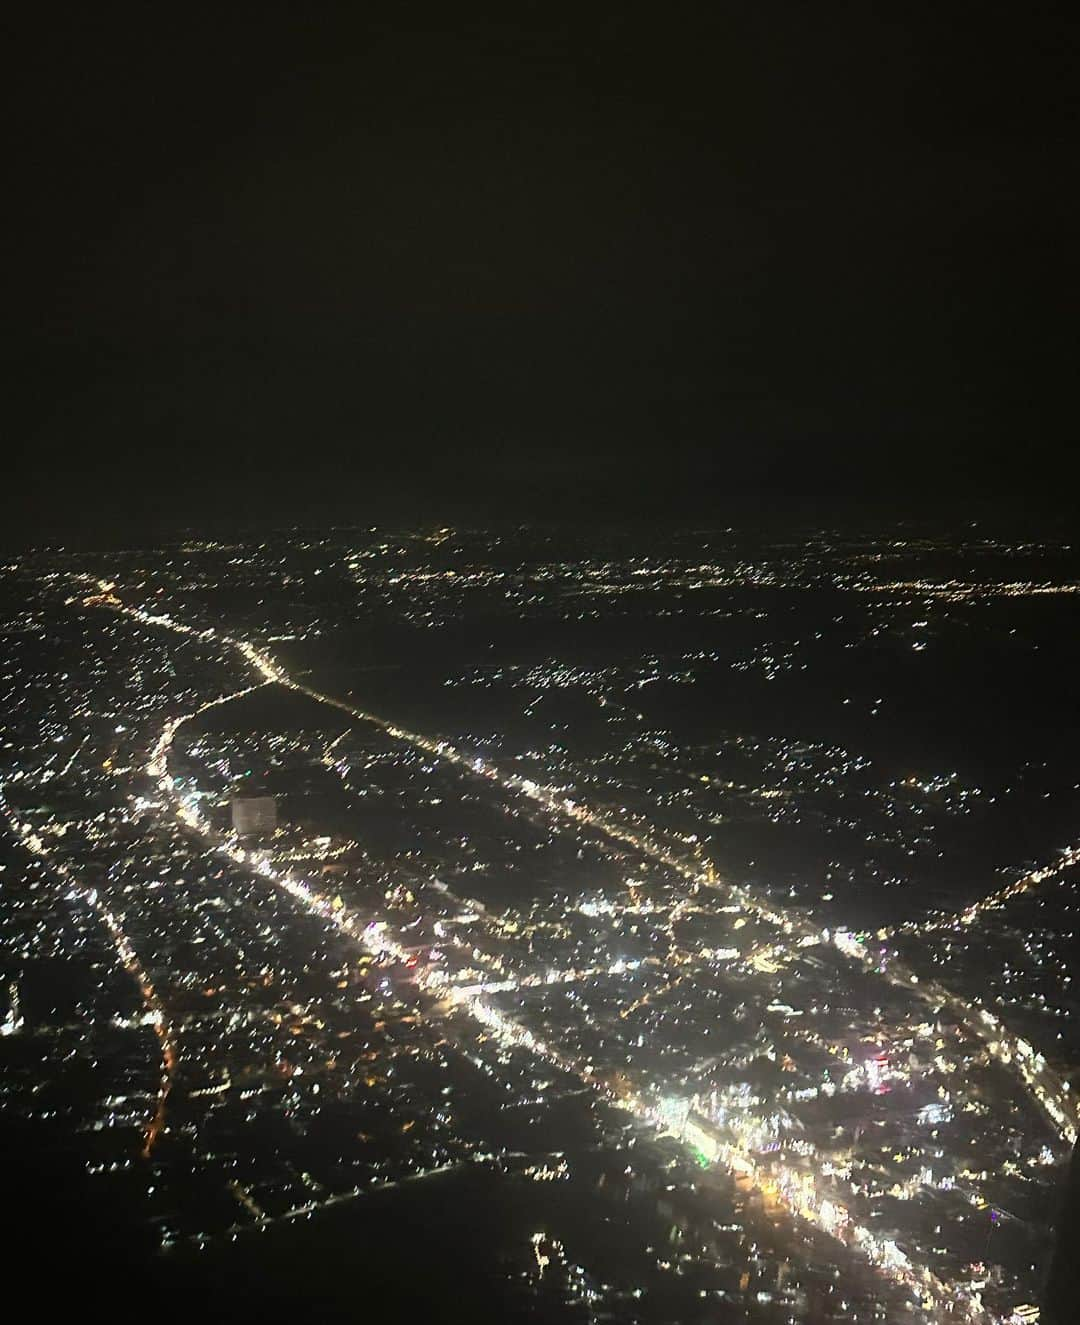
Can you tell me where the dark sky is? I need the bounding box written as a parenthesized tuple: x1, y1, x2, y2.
(8, 7, 1078, 545)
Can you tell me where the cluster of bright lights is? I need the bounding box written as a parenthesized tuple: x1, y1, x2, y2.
(0, 782, 178, 1156)
(77, 580, 1079, 1318)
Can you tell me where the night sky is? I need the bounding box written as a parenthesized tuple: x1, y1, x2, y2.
(8, 8, 1078, 545)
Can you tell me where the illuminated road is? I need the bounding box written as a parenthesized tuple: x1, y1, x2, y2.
(78, 580, 1073, 1321)
(0, 782, 179, 1157)
(898, 843, 1080, 936)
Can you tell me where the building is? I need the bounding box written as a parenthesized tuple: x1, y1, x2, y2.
(231, 795, 277, 838)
